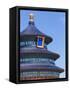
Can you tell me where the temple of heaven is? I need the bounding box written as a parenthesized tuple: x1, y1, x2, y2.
(20, 13, 64, 80)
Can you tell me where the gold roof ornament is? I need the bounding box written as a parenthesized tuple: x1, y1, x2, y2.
(29, 13, 34, 22)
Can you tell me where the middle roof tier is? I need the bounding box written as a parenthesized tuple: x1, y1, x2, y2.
(20, 48, 60, 60)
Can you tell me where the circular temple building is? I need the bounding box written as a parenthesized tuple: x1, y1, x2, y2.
(20, 13, 64, 80)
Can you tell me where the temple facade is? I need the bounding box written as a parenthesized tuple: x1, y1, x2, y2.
(20, 13, 64, 80)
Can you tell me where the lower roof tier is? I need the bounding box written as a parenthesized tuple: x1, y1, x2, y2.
(20, 64, 64, 73)
(20, 48, 60, 60)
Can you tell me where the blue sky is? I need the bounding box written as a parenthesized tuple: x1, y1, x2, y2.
(20, 10, 65, 78)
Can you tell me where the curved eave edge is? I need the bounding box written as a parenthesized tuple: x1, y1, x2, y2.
(20, 50, 60, 60)
(20, 34, 53, 44)
(20, 66, 64, 73)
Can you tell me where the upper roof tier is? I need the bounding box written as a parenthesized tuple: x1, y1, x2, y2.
(20, 13, 53, 45)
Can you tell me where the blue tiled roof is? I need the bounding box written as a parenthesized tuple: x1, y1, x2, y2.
(20, 22, 53, 44)
(20, 64, 64, 73)
(20, 48, 60, 60)
(21, 24, 44, 35)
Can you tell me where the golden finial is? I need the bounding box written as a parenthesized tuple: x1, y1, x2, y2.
(29, 13, 34, 22)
